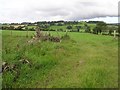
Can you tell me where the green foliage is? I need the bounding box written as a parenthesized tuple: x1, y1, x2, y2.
(84, 24, 91, 33)
(93, 22, 107, 34)
(97, 22, 107, 33)
(15, 26, 23, 30)
(118, 25, 120, 36)
(107, 26, 116, 35)
(76, 26, 81, 32)
(93, 27, 99, 34)
(66, 25, 72, 29)
(2, 25, 14, 30)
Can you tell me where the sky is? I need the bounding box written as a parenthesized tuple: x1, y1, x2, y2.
(0, 0, 119, 23)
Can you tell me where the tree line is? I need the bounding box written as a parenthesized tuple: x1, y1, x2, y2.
(1, 21, 120, 36)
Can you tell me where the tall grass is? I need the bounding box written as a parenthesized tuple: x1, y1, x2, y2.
(2, 30, 118, 88)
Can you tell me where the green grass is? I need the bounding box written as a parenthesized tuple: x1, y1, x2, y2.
(27, 25, 36, 29)
(2, 30, 118, 88)
(49, 25, 67, 30)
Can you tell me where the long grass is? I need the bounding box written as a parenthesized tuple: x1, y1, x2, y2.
(2, 30, 118, 88)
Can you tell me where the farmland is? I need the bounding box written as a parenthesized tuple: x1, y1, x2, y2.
(2, 29, 118, 88)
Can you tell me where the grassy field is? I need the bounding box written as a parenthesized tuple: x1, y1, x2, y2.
(2, 30, 118, 88)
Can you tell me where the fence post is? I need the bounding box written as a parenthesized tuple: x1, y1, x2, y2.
(113, 30, 116, 38)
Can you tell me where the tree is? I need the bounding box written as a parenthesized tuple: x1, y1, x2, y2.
(93, 21, 107, 34)
(9, 26, 14, 30)
(96, 21, 107, 33)
(118, 25, 120, 36)
(93, 27, 99, 34)
(66, 26, 72, 29)
(109, 29, 112, 35)
(57, 23, 63, 26)
(107, 26, 118, 36)
(15, 26, 23, 30)
(84, 24, 91, 33)
(108, 26, 113, 35)
(76, 26, 81, 32)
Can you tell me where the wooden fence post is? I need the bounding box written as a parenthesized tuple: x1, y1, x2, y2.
(113, 30, 116, 38)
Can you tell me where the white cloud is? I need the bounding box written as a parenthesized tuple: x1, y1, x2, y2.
(0, 0, 119, 23)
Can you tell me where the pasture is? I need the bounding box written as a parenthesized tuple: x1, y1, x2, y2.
(2, 30, 118, 88)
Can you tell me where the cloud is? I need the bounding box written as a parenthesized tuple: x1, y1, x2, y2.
(0, 0, 119, 23)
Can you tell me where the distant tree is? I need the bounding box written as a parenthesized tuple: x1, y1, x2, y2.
(73, 21, 78, 24)
(9, 26, 14, 30)
(93, 21, 107, 34)
(66, 26, 72, 29)
(97, 21, 107, 33)
(40, 24, 49, 29)
(118, 25, 120, 36)
(2, 26, 13, 30)
(107, 26, 114, 35)
(93, 27, 99, 34)
(76, 26, 81, 32)
(105, 25, 118, 36)
(87, 21, 103, 24)
(16, 26, 23, 30)
(57, 23, 63, 26)
(84, 24, 91, 33)
(109, 29, 112, 35)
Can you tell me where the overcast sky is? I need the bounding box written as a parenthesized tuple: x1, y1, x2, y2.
(0, 0, 119, 23)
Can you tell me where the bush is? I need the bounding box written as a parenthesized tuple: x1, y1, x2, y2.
(108, 29, 113, 35)
(66, 26, 72, 29)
